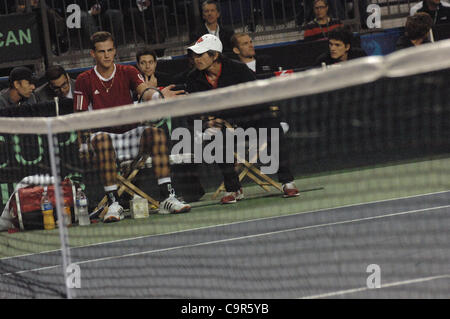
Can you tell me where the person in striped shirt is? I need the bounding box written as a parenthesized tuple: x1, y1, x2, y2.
(303, 0, 343, 42)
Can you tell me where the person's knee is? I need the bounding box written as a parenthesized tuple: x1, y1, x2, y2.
(91, 133, 112, 150)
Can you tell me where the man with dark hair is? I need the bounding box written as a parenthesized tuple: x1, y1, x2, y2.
(315, 27, 367, 66)
(135, 47, 172, 89)
(231, 32, 275, 77)
(186, 34, 299, 204)
(189, 0, 235, 55)
(396, 12, 433, 50)
(0, 67, 37, 109)
(74, 31, 190, 222)
(35, 65, 76, 102)
(410, 0, 450, 25)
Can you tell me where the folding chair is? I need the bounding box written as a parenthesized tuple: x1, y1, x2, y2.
(211, 121, 283, 200)
(95, 153, 194, 219)
(94, 155, 158, 220)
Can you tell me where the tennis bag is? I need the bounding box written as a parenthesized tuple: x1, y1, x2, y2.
(9, 179, 76, 230)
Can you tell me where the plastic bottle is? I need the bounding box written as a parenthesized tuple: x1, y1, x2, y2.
(41, 187, 55, 230)
(63, 199, 72, 227)
(76, 188, 90, 226)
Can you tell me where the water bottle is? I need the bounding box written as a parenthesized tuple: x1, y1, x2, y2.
(76, 188, 90, 226)
(41, 187, 55, 230)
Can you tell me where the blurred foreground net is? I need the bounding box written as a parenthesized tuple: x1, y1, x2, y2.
(0, 42, 449, 298)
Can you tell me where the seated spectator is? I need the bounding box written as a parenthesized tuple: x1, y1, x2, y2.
(186, 34, 300, 204)
(0, 67, 37, 109)
(410, 0, 450, 25)
(189, 0, 235, 56)
(135, 47, 172, 90)
(315, 26, 367, 66)
(303, 0, 343, 42)
(50, 1, 99, 48)
(396, 12, 433, 50)
(231, 32, 275, 76)
(35, 65, 76, 102)
(74, 31, 189, 222)
(86, 0, 125, 45)
(126, 0, 168, 56)
(303, 0, 346, 22)
(135, 49, 205, 203)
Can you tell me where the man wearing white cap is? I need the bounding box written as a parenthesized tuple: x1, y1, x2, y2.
(186, 34, 300, 204)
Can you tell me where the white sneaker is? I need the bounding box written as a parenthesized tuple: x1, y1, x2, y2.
(159, 195, 191, 214)
(103, 202, 125, 223)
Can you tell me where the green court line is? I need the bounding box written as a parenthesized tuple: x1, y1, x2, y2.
(1, 157, 449, 258)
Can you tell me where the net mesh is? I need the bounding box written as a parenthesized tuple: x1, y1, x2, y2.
(0, 42, 449, 299)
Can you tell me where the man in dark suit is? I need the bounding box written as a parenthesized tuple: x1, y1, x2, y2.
(189, 0, 235, 56)
(35, 65, 76, 102)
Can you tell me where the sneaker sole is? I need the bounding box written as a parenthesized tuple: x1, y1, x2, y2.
(283, 192, 300, 198)
(158, 205, 191, 215)
(103, 216, 121, 223)
(221, 198, 237, 204)
(172, 205, 191, 214)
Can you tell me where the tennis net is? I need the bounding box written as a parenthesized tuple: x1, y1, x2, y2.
(0, 40, 449, 299)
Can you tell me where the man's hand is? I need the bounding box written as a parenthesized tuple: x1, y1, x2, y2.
(137, 0, 151, 11)
(138, 84, 186, 102)
(144, 74, 158, 88)
(161, 84, 185, 99)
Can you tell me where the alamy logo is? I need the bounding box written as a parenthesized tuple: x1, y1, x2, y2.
(171, 120, 280, 174)
(366, 264, 381, 289)
(366, 4, 381, 29)
(66, 4, 81, 29)
(66, 263, 81, 289)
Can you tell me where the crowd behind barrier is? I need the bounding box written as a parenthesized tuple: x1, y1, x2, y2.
(0, 0, 382, 74)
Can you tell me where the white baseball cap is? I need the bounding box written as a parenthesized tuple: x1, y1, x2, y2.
(188, 34, 223, 54)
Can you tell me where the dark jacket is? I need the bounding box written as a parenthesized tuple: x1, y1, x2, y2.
(395, 35, 430, 51)
(230, 54, 276, 79)
(0, 89, 37, 109)
(255, 55, 277, 77)
(186, 56, 255, 92)
(315, 48, 368, 66)
(189, 24, 235, 55)
(411, 1, 450, 25)
(186, 56, 266, 120)
(35, 77, 76, 103)
(302, 18, 343, 42)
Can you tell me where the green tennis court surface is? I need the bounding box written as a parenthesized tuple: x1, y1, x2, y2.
(1, 156, 448, 258)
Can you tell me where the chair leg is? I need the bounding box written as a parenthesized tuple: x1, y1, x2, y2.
(235, 150, 283, 192)
(96, 156, 154, 219)
(245, 170, 272, 192)
(116, 174, 160, 207)
(242, 160, 283, 192)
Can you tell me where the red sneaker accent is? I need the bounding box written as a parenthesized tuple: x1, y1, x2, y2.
(221, 188, 244, 204)
(283, 183, 300, 198)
